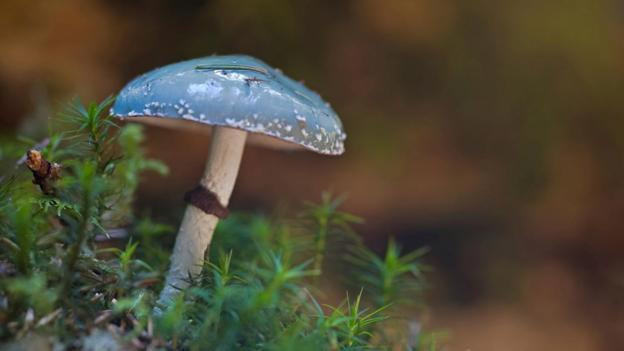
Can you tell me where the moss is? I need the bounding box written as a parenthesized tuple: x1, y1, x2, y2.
(0, 98, 442, 350)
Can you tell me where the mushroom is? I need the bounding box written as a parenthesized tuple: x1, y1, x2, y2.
(111, 55, 346, 306)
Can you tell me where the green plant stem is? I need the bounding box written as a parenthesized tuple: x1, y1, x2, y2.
(313, 217, 328, 275)
(62, 188, 92, 296)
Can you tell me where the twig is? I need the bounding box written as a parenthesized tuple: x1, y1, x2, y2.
(25, 149, 61, 195)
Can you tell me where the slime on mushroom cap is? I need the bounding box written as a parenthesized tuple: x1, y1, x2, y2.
(112, 55, 346, 155)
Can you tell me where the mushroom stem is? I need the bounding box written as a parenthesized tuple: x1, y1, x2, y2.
(157, 126, 247, 307)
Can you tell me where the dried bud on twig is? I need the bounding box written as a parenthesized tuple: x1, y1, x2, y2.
(25, 149, 61, 195)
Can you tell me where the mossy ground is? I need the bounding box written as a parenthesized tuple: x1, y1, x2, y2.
(0, 99, 443, 350)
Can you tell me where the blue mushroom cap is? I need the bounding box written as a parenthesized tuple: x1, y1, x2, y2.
(111, 55, 346, 155)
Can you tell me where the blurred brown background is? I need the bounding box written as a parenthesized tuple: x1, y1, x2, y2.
(1, 0, 623, 349)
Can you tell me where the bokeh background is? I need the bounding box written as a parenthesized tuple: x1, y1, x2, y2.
(1, 1, 623, 349)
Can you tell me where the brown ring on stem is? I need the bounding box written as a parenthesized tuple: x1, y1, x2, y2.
(184, 185, 229, 219)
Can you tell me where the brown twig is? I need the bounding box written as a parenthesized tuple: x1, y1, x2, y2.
(25, 149, 61, 195)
